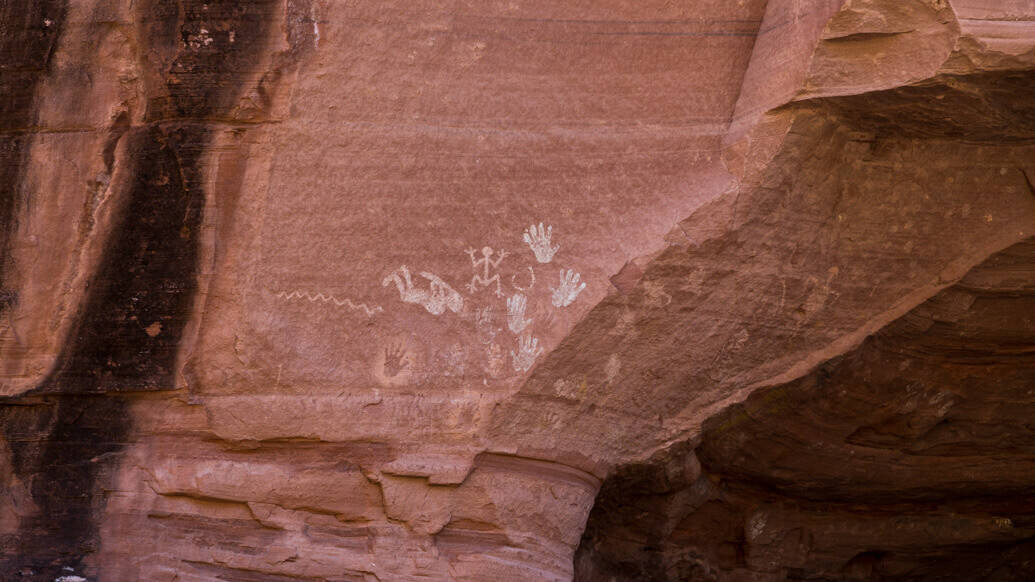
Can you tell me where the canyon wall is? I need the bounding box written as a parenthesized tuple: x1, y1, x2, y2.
(0, 0, 1033, 580)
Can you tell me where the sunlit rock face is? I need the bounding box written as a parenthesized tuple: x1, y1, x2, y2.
(0, 1, 1032, 581)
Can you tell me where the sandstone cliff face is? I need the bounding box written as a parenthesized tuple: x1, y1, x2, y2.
(0, 1, 1032, 581)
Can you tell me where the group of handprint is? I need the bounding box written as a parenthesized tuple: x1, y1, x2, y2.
(382, 222, 587, 378)
(505, 223, 586, 372)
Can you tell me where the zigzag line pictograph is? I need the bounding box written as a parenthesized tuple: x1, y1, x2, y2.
(274, 290, 383, 317)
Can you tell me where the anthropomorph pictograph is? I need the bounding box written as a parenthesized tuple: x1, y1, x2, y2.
(506, 293, 533, 334)
(523, 222, 558, 263)
(512, 334, 544, 372)
(551, 268, 586, 307)
(383, 265, 464, 315)
(466, 246, 508, 297)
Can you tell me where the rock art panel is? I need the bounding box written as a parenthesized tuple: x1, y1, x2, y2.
(2, 0, 1033, 581)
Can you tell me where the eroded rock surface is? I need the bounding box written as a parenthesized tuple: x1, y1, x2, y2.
(0, 0, 1032, 580)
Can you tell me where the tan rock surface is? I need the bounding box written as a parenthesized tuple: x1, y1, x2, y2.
(1, 0, 1033, 580)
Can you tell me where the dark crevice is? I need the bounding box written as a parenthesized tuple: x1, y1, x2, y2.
(821, 70, 1035, 144)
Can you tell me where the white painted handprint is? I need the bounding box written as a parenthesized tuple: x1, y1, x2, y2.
(522, 223, 559, 263)
(511, 334, 544, 372)
(551, 269, 586, 307)
(506, 293, 533, 334)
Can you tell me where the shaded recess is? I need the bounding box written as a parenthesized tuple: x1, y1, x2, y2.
(576, 238, 1035, 581)
(0, 1, 281, 579)
(822, 70, 1035, 143)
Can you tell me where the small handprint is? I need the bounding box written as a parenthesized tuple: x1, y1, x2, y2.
(522, 223, 559, 263)
(511, 334, 544, 372)
(551, 269, 586, 307)
(506, 293, 533, 334)
(383, 343, 408, 377)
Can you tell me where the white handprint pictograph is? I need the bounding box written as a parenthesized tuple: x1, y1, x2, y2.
(551, 268, 586, 307)
(506, 293, 533, 334)
(511, 334, 544, 372)
(522, 223, 559, 263)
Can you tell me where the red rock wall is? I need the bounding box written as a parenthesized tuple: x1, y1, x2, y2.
(1, 0, 1033, 580)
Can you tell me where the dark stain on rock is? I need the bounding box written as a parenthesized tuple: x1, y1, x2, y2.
(37, 124, 208, 395)
(0, 0, 74, 574)
(140, 0, 286, 123)
(1, 1, 281, 579)
(1, 395, 129, 579)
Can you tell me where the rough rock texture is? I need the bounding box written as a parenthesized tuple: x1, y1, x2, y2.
(0, 0, 1032, 581)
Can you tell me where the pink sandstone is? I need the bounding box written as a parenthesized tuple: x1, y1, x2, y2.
(1, 0, 1033, 580)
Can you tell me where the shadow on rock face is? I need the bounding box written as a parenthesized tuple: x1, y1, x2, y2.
(575, 239, 1035, 582)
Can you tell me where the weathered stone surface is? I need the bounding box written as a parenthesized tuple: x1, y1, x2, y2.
(0, 0, 1032, 580)
(577, 239, 1035, 580)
